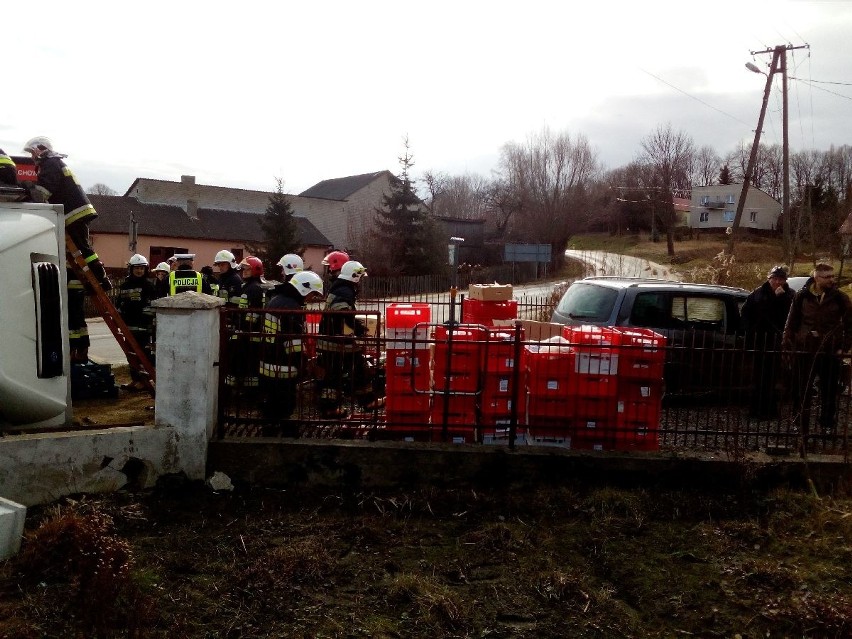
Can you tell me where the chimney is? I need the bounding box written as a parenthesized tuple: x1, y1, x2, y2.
(181, 175, 195, 185)
(187, 199, 198, 220)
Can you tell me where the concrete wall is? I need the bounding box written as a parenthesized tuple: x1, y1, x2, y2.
(0, 293, 223, 507)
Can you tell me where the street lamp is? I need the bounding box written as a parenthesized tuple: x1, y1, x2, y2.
(745, 62, 764, 75)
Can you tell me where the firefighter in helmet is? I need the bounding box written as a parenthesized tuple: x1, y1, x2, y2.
(213, 249, 243, 307)
(259, 270, 324, 434)
(277, 253, 304, 283)
(117, 254, 157, 390)
(226, 256, 266, 389)
(151, 262, 171, 299)
(322, 250, 349, 282)
(316, 260, 375, 418)
(22, 136, 112, 291)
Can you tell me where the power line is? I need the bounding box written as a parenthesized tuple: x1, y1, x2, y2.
(790, 77, 852, 101)
(640, 68, 753, 127)
(789, 77, 852, 87)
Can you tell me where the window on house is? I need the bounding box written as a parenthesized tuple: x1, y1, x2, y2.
(699, 211, 709, 223)
(749, 211, 757, 223)
(724, 211, 735, 222)
(700, 195, 709, 206)
(150, 246, 188, 265)
(726, 194, 736, 204)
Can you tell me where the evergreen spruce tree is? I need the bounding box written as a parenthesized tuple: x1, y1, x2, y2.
(255, 178, 301, 275)
(373, 140, 447, 276)
(719, 165, 733, 185)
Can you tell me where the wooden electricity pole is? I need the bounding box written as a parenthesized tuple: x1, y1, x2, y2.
(727, 43, 809, 258)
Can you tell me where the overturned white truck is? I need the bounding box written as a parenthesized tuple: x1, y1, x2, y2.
(0, 199, 71, 429)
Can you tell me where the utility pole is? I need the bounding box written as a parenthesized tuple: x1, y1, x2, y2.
(727, 43, 809, 258)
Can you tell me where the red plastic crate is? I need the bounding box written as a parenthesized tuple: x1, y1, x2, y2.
(384, 411, 431, 426)
(431, 394, 477, 425)
(566, 373, 619, 398)
(386, 303, 431, 329)
(462, 299, 518, 325)
(480, 395, 517, 417)
(528, 396, 573, 418)
(385, 351, 431, 392)
(385, 390, 430, 413)
(615, 328, 666, 380)
(562, 326, 622, 375)
(525, 343, 575, 397)
(568, 395, 618, 421)
(614, 424, 660, 451)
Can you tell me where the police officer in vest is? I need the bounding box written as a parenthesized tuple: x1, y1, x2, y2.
(168, 254, 213, 295)
(0, 148, 17, 186)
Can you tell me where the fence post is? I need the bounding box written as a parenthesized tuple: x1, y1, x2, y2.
(151, 292, 225, 480)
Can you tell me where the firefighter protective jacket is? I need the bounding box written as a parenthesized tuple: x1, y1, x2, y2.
(31, 152, 97, 226)
(117, 274, 157, 332)
(217, 268, 243, 307)
(260, 283, 306, 380)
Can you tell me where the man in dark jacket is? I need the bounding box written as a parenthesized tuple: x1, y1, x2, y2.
(259, 271, 324, 433)
(741, 265, 795, 419)
(783, 262, 852, 449)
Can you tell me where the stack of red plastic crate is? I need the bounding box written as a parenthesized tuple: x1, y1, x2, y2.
(525, 337, 575, 444)
(430, 325, 484, 442)
(479, 326, 526, 442)
(525, 325, 665, 450)
(613, 328, 666, 451)
(561, 325, 623, 450)
(384, 303, 431, 437)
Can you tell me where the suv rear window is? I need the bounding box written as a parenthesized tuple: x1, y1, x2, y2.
(555, 283, 618, 322)
(629, 292, 726, 331)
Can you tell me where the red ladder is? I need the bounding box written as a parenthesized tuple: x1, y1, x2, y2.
(65, 235, 156, 395)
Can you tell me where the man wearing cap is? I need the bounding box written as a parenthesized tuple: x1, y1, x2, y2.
(168, 254, 213, 295)
(741, 266, 796, 419)
(783, 262, 852, 448)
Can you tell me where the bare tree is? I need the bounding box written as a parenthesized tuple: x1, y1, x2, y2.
(423, 171, 489, 221)
(496, 127, 599, 267)
(87, 183, 117, 196)
(692, 145, 721, 187)
(640, 124, 695, 256)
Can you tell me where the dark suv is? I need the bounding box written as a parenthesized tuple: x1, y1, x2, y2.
(551, 277, 751, 397)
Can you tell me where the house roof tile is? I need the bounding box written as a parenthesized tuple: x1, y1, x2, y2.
(88, 195, 331, 247)
(298, 171, 393, 200)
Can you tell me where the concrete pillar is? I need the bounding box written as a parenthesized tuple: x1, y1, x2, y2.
(151, 291, 224, 480)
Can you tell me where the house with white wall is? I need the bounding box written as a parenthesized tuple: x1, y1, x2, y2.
(690, 184, 781, 231)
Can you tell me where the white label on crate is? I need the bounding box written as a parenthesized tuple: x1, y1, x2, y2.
(504, 358, 514, 369)
(452, 436, 465, 444)
(586, 420, 597, 429)
(640, 386, 651, 398)
(499, 379, 509, 393)
(575, 353, 619, 375)
(593, 444, 603, 451)
(394, 356, 405, 367)
(617, 401, 625, 413)
(547, 380, 559, 390)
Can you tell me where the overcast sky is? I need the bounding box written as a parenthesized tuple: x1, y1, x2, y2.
(2, 1, 850, 196)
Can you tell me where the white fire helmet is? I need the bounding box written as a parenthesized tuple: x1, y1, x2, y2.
(23, 136, 55, 154)
(152, 262, 171, 274)
(338, 261, 367, 283)
(213, 249, 237, 268)
(277, 253, 304, 276)
(290, 271, 324, 297)
(127, 254, 149, 267)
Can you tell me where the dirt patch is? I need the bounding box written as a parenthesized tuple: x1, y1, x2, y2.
(71, 365, 155, 428)
(2, 479, 851, 638)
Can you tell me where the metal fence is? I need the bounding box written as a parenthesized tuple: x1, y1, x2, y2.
(216, 301, 851, 459)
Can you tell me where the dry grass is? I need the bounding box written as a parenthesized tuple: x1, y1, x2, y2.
(3, 483, 852, 638)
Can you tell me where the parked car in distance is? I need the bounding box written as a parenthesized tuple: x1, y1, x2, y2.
(786, 276, 809, 292)
(550, 277, 751, 399)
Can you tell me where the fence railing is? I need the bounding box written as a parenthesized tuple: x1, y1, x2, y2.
(216, 304, 851, 459)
